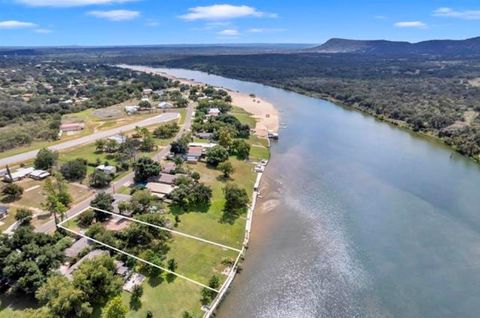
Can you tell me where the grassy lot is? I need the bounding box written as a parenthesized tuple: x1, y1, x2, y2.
(122, 278, 203, 318)
(231, 106, 257, 128)
(0, 293, 38, 318)
(171, 160, 254, 248)
(166, 234, 238, 285)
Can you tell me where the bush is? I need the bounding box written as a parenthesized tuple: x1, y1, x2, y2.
(2, 183, 23, 201)
(89, 170, 112, 188)
(60, 159, 87, 181)
(78, 209, 95, 227)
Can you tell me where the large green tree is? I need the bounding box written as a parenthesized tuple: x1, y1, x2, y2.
(102, 296, 128, 318)
(133, 157, 161, 182)
(34, 148, 58, 170)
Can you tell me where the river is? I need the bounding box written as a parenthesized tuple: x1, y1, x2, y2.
(157, 68, 480, 318)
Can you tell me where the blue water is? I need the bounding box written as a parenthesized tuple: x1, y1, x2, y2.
(158, 68, 480, 318)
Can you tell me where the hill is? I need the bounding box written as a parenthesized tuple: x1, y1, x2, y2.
(308, 36, 480, 55)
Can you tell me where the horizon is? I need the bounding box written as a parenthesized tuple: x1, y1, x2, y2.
(1, 0, 480, 46)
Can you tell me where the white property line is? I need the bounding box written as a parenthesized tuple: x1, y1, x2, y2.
(58, 223, 219, 292)
(90, 207, 241, 253)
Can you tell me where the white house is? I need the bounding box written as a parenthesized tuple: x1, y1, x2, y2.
(96, 165, 117, 175)
(29, 169, 50, 180)
(158, 101, 173, 109)
(108, 134, 126, 145)
(207, 108, 220, 117)
(3, 167, 35, 182)
(142, 88, 153, 95)
(125, 105, 139, 114)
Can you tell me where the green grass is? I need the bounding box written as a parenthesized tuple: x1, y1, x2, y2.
(122, 278, 203, 318)
(231, 106, 257, 127)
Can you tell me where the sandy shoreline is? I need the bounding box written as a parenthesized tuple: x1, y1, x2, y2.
(119, 65, 280, 138)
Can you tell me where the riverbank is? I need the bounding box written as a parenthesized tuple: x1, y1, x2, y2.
(118, 65, 279, 138)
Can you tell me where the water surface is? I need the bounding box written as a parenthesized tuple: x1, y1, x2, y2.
(158, 68, 480, 318)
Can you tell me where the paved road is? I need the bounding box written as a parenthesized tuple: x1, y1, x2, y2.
(0, 112, 179, 168)
(36, 103, 194, 233)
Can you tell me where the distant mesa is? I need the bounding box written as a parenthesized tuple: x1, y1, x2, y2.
(307, 36, 480, 55)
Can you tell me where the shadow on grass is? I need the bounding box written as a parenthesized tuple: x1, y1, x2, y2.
(0, 291, 39, 312)
(129, 296, 142, 311)
(166, 273, 177, 284)
(170, 202, 210, 216)
(147, 275, 164, 287)
(220, 208, 245, 225)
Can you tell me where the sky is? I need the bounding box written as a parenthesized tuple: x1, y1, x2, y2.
(1, 0, 480, 46)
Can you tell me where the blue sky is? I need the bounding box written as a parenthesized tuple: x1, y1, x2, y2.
(1, 0, 480, 46)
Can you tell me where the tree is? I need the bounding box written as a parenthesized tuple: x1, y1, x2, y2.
(73, 256, 122, 305)
(131, 285, 143, 301)
(232, 139, 251, 160)
(223, 183, 249, 220)
(43, 174, 72, 222)
(218, 127, 233, 149)
(170, 134, 191, 155)
(138, 100, 152, 109)
(201, 275, 220, 305)
(191, 171, 200, 182)
(91, 192, 114, 221)
(89, 170, 113, 188)
(218, 161, 234, 178)
(95, 139, 106, 153)
(133, 157, 161, 182)
(153, 122, 179, 139)
(102, 296, 127, 318)
(36, 275, 92, 318)
(34, 148, 58, 170)
(2, 183, 23, 201)
(15, 208, 33, 226)
(167, 258, 177, 272)
(206, 145, 229, 167)
(60, 159, 87, 181)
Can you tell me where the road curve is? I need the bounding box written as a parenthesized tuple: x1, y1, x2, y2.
(0, 112, 179, 168)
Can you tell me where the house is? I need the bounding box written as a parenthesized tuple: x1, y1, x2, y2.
(195, 132, 213, 140)
(148, 173, 177, 185)
(125, 105, 139, 114)
(186, 146, 203, 162)
(162, 162, 176, 174)
(96, 165, 117, 175)
(64, 250, 109, 280)
(123, 273, 146, 292)
(114, 260, 130, 277)
(64, 237, 92, 259)
(108, 134, 126, 145)
(29, 169, 50, 180)
(188, 142, 218, 151)
(60, 123, 85, 132)
(158, 101, 173, 109)
(146, 182, 174, 198)
(0, 206, 8, 220)
(3, 167, 35, 182)
(142, 88, 153, 95)
(207, 108, 220, 117)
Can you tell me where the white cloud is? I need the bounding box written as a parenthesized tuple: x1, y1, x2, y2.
(248, 27, 285, 33)
(0, 20, 37, 29)
(34, 28, 53, 33)
(394, 21, 427, 28)
(433, 7, 480, 20)
(146, 19, 159, 27)
(16, 0, 136, 7)
(180, 4, 276, 21)
(217, 29, 239, 36)
(88, 10, 140, 21)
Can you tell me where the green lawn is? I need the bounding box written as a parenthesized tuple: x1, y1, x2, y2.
(122, 278, 203, 318)
(231, 106, 257, 127)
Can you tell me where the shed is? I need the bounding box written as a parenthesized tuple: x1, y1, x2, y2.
(162, 162, 176, 174)
(158, 101, 173, 109)
(96, 165, 117, 175)
(3, 167, 35, 182)
(29, 169, 50, 180)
